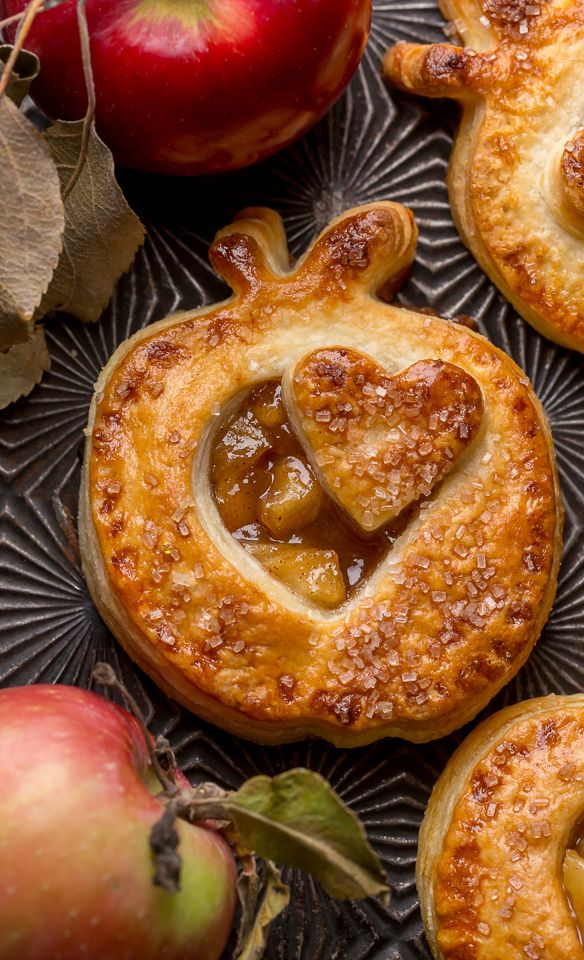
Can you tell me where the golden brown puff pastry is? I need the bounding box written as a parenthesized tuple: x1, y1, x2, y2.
(79, 202, 562, 746)
(383, 0, 584, 353)
(418, 695, 584, 960)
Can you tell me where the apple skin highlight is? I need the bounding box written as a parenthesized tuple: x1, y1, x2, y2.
(3, 0, 372, 174)
(0, 684, 236, 960)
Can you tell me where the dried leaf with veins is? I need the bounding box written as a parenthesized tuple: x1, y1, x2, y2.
(40, 118, 145, 323)
(237, 862, 290, 960)
(0, 325, 49, 410)
(0, 96, 64, 350)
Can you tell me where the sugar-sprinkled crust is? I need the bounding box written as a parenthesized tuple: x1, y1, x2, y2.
(383, 0, 584, 353)
(418, 695, 584, 959)
(79, 203, 562, 745)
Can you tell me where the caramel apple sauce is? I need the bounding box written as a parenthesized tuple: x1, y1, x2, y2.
(211, 381, 408, 608)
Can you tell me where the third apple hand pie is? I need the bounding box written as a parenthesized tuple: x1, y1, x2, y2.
(383, 0, 584, 353)
(419, 695, 584, 960)
(80, 202, 561, 746)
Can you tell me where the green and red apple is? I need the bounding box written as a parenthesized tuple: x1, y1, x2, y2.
(0, 679, 388, 958)
(0, 684, 235, 959)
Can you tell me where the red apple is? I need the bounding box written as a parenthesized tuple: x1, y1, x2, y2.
(2, 0, 371, 175)
(0, 683, 236, 960)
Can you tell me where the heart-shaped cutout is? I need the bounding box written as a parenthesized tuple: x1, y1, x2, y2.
(283, 347, 484, 534)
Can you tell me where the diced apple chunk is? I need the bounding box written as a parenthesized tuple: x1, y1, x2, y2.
(246, 543, 346, 607)
(213, 413, 271, 478)
(213, 476, 259, 531)
(250, 382, 286, 429)
(259, 455, 322, 537)
(564, 849, 584, 928)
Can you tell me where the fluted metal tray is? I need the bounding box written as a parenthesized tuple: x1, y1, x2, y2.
(1, 1, 583, 956)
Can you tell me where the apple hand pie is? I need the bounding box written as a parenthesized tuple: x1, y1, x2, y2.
(384, 0, 584, 353)
(419, 695, 584, 960)
(80, 202, 561, 745)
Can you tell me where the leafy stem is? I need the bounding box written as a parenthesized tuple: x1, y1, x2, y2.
(92, 662, 389, 960)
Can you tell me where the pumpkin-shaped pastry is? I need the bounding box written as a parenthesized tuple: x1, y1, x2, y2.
(384, 0, 584, 353)
(419, 694, 584, 959)
(80, 203, 561, 745)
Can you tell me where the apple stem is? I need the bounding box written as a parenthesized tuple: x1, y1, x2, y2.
(149, 787, 233, 893)
(150, 803, 182, 893)
(171, 791, 231, 823)
(92, 662, 180, 798)
(62, 0, 95, 200)
(92, 663, 229, 894)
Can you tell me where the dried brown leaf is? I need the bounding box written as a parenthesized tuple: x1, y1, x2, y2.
(40, 118, 145, 324)
(0, 46, 40, 106)
(236, 862, 290, 960)
(0, 325, 50, 409)
(0, 97, 64, 350)
(235, 854, 261, 956)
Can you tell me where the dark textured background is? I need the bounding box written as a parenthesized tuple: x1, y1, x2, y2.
(1, 1, 584, 956)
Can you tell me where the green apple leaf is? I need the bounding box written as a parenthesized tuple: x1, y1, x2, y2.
(0, 45, 40, 105)
(0, 325, 50, 409)
(236, 862, 290, 960)
(0, 96, 64, 350)
(228, 769, 389, 901)
(40, 117, 145, 324)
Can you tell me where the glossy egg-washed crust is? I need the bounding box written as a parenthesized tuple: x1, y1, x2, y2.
(80, 203, 562, 746)
(419, 695, 584, 959)
(383, 0, 584, 353)
(284, 349, 484, 533)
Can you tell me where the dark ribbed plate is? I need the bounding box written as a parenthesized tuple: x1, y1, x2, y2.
(1, 1, 583, 956)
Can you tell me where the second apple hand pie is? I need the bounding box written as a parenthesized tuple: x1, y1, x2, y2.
(384, 0, 584, 353)
(80, 202, 561, 745)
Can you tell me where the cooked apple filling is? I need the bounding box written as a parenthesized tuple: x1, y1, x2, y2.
(563, 830, 584, 936)
(211, 381, 401, 608)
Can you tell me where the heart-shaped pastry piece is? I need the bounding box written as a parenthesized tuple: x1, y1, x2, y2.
(284, 347, 484, 533)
